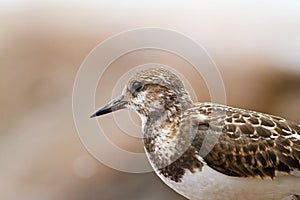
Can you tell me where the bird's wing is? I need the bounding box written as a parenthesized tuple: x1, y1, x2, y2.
(186, 103, 300, 179)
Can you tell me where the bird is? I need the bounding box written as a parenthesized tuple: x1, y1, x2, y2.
(90, 68, 300, 200)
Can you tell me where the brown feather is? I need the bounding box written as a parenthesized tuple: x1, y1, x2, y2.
(188, 103, 300, 179)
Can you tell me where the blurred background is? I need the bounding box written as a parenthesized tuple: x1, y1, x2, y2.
(1, 1, 300, 200)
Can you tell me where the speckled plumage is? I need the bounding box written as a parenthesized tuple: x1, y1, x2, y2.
(91, 68, 300, 200)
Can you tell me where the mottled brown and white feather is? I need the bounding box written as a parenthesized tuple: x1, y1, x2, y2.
(186, 102, 300, 179)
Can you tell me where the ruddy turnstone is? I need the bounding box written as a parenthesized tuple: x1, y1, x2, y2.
(91, 68, 300, 200)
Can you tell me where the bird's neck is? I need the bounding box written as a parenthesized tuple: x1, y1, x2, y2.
(135, 91, 194, 168)
(141, 102, 193, 169)
(141, 102, 182, 138)
(140, 91, 192, 132)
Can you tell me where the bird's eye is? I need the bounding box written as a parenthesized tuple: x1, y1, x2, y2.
(130, 80, 144, 93)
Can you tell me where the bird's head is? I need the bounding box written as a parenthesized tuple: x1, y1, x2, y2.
(90, 68, 193, 121)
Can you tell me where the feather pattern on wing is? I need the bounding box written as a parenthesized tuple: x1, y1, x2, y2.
(185, 102, 300, 179)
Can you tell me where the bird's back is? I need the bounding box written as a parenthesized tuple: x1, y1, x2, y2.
(157, 102, 300, 199)
(186, 102, 300, 179)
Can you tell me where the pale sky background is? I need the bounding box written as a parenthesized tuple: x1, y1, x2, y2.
(1, 0, 300, 72)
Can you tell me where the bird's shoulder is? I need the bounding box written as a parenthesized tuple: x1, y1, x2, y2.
(182, 102, 300, 178)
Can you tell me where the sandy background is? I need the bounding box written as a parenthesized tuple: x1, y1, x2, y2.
(1, 1, 300, 200)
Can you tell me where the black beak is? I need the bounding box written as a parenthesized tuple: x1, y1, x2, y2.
(90, 95, 128, 118)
